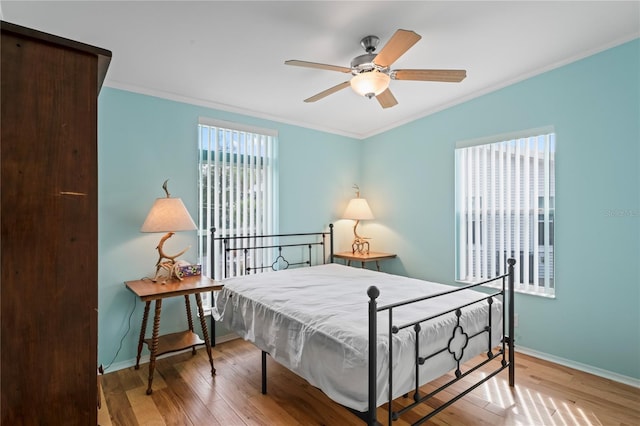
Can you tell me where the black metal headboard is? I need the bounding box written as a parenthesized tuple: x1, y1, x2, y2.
(210, 224, 334, 280)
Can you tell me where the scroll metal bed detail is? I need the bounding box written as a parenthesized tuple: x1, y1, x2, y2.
(210, 225, 516, 425)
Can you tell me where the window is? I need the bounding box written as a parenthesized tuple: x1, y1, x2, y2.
(455, 130, 555, 297)
(197, 119, 278, 307)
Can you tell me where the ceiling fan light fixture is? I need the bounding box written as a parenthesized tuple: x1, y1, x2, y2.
(350, 71, 390, 99)
(286, 29, 466, 107)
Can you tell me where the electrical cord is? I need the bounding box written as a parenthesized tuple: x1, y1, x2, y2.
(102, 291, 137, 372)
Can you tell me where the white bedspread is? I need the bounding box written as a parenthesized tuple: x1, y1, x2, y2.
(213, 263, 502, 411)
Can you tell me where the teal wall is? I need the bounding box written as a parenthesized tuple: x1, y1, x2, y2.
(362, 39, 640, 379)
(97, 90, 360, 369)
(98, 38, 639, 380)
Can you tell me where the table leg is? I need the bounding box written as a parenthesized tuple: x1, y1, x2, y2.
(361, 261, 365, 268)
(375, 260, 381, 272)
(210, 306, 216, 347)
(146, 299, 162, 395)
(196, 293, 215, 376)
(135, 301, 151, 370)
(184, 295, 197, 355)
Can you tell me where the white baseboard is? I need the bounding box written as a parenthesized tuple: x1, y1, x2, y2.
(516, 345, 640, 388)
(102, 348, 192, 373)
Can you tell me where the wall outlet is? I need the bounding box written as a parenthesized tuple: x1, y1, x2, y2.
(514, 313, 519, 328)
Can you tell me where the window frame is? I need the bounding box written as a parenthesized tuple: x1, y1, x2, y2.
(454, 127, 556, 298)
(197, 118, 278, 308)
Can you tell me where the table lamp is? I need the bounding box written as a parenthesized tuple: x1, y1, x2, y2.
(343, 185, 374, 254)
(141, 180, 197, 282)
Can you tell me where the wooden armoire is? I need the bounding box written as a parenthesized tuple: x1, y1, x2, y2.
(1, 21, 111, 424)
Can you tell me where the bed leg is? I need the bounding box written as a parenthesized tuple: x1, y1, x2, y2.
(261, 350, 267, 394)
(210, 313, 216, 347)
(367, 286, 380, 426)
(507, 258, 516, 387)
(509, 340, 515, 387)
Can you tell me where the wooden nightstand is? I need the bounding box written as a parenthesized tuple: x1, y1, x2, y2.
(125, 275, 223, 395)
(334, 251, 397, 271)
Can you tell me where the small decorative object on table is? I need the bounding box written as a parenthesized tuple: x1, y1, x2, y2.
(176, 262, 202, 279)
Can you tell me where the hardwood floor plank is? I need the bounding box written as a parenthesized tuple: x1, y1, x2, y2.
(151, 387, 194, 426)
(550, 399, 604, 426)
(135, 363, 168, 393)
(204, 398, 250, 425)
(126, 386, 166, 425)
(247, 393, 303, 425)
(101, 370, 138, 426)
(155, 358, 223, 426)
(207, 354, 273, 425)
(264, 367, 359, 425)
(98, 381, 114, 426)
(100, 339, 640, 426)
(115, 365, 147, 392)
(174, 351, 222, 404)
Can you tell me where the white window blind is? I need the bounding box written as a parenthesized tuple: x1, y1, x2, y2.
(198, 119, 278, 306)
(455, 131, 555, 297)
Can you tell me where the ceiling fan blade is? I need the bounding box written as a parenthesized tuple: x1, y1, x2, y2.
(393, 69, 467, 82)
(373, 29, 421, 68)
(376, 88, 398, 109)
(285, 60, 351, 73)
(304, 81, 351, 103)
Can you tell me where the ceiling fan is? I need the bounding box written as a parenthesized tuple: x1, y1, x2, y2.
(285, 29, 466, 109)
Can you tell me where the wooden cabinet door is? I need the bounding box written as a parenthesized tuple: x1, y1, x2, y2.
(1, 23, 109, 425)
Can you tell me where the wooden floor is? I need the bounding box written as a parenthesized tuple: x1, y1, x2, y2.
(99, 339, 639, 426)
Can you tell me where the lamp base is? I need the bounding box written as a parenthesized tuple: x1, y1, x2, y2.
(351, 237, 370, 255)
(152, 232, 190, 283)
(351, 219, 371, 254)
(153, 261, 179, 283)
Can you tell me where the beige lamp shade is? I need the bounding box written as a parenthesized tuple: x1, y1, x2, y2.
(343, 197, 374, 220)
(141, 197, 197, 233)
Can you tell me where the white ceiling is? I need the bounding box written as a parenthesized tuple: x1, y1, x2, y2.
(2, 1, 639, 139)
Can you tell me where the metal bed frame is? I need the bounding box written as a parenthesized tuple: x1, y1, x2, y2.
(210, 224, 515, 425)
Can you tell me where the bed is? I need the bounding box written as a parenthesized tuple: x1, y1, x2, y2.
(210, 225, 515, 425)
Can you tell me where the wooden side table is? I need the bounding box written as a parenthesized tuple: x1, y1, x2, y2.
(125, 275, 223, 395)
(334, 251, 397, 271)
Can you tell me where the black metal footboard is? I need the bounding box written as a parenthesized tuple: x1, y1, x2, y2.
(363, 258, 516, 425)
